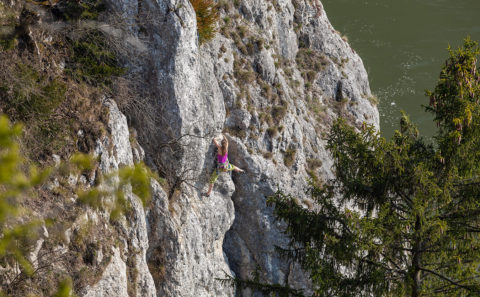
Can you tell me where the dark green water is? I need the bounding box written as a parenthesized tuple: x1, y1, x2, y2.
(322, 0, 480, 138)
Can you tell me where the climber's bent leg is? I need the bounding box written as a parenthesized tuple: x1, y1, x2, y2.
(229, 163, 244, 173)
(206, 183, 214, 196)
(206, 169, 220, 196)
(209, 168, 220, 184)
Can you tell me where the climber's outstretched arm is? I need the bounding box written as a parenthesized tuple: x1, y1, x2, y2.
(213, 138, 221, 151)
(222, 134, 229, 152)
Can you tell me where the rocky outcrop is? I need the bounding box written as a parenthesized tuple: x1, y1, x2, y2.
(81, 100, 156, 297)
(82, 248, 129, 297)
(146, 176, 235, 297)
(88, 0, 379, 296)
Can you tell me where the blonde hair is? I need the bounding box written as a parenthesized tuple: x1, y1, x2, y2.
(220, 138, 228, 156)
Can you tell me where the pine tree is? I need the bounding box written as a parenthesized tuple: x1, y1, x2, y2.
(268, 38, 480, 297)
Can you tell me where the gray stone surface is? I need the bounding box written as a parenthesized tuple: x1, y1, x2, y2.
(146, 178, 235, 297)
(82, 100, 156, 297)
(82, 248, 129, 297)
(84, 0, 380, 296)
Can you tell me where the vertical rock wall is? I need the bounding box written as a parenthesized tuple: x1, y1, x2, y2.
(106, 0, 238, 296)
(81, 100, 156, 297)
(87, 0, 379, 296)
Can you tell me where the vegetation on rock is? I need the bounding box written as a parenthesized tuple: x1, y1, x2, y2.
(67, 30, 126, 85)
(0, 1, 156, 296)
(190, 0, 219, 44)
(265, 38, 480, 296)
(0, 115, 156, 296)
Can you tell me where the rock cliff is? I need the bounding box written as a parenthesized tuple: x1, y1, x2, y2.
(98, 0, 378, 295)
(0, 0, 378, 295)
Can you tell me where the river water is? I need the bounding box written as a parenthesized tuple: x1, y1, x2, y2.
(322, 0, 480, 138)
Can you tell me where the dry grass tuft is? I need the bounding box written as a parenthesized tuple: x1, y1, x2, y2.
(190, 0, 219, 44)
(283, 148, 297, 167)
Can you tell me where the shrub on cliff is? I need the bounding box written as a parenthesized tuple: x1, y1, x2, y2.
(190, 0, 219, 44)
(0, 0, 128, 161)
(0, 115, 156, 296)
(265, 38, 480, 297)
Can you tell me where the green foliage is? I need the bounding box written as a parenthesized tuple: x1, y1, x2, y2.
(190, 0, 219, 44)
(267, 38, 480, 297)
(0, 63, 71, 158)
(0, 63, 66, 121)
(0, 115, 155, 296)
(119, 163, 158, 207)
(74, 158, 157, 221)
(67, 30, 125, 85)
(50, 278, 74, 297)
(70, 153, 96, 172)
(0, 37, 16, 51)
(219, 272, 306, 297)
(0, 3, 18, 51)
(0, 116, 49, 288)
(425, 36, 480, 175)
(52, 0, 106, 21)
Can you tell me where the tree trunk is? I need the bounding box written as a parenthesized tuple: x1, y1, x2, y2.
(412, 216, 422, 297)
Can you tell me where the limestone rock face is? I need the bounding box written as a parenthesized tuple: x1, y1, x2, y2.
(82, 248, 129, 297)
(92, 0, 379, 296)
(146, 177, 235, 297)
(81, 100, 156, 297)
(2, 0, 379, 295)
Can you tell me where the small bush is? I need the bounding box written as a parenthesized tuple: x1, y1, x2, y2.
(0, 63, 66, 121)
(307, 158, 323, 170)
(217, 0, 232, 12)
(259, 112, 274, 126)
(295, 48, 328, 81)
(0, 36, 16, 51)
(224, 126, 246, 139)
(237, 25, 247, 38)
(267, 126, 278, 137)
(272, 103, 288, 122)
(283, 148, 296, 167)
(51, 0, 106, 21)
(263, 151, 273, 159)
(260, 81, 272, 99)
(66, 30, 125, 85)
(368, 95, 379, 105)
(246, 42, 255, 55)
(190, 0, 219, 44)
(309, 100, 327, 117)
(237, 41, 248, 55)
(235, 68, 256, 84)
(307, 169, 322, 188)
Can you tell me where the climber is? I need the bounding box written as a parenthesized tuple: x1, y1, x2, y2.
(206, 134, 244, 197)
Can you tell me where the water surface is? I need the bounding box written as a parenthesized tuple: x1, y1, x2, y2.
(322, 0, 480, 138)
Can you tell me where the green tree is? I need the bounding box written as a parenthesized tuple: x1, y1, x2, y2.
(0, 116, 47, 277)
(268, 38, 480, 297)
